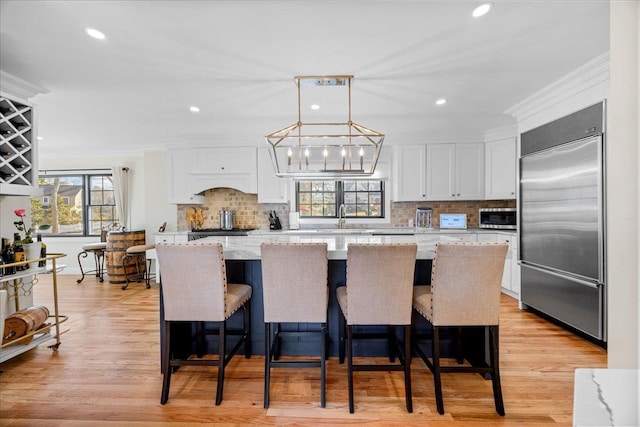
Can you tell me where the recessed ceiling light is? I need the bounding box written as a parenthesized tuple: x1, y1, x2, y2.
(472, 3, 492, 18)
(85, 28, 106, 40)
(310, 104, 320, 110)
(37, 136, 44, 141)
(189, 106, 200, 113)
(436, 99, 447, 106)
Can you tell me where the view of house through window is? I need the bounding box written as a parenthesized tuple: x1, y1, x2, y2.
(296, 180, 384, 218)
(31, 174, 118, 236)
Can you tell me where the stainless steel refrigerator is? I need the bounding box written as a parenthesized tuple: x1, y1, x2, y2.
(519, 102, 606, 342)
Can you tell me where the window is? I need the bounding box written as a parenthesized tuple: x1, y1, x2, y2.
(296, 180, 384, 218)
(31, 173, 118, 236)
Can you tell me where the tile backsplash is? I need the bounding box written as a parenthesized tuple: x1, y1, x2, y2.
(177, 188, 515, 231)
(177, 188, 288, 231)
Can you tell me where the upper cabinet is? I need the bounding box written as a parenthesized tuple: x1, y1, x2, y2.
(485, 138, 516, 200)
(393, 143, 484, 201)
(393, 145, 427, 201)
(257, 147, 288, 203)
(0, 94, 40, 196)
(167, 149, 204, 204)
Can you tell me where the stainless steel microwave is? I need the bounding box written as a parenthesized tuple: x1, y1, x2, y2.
(479, 208, 516, 229)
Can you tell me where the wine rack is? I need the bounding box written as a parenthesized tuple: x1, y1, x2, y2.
(0, 94, 35, 192)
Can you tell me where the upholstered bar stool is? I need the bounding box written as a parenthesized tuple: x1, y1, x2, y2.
(155, 243, 252, 405)
(413, 242, 508, 415)
(337, 243, 417, 413)
(121, 243, 156, 290)
(260, 242, 329, 408)
(76, 229, 107, 283)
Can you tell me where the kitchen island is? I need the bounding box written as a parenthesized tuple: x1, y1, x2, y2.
(159, 233, 494, 370)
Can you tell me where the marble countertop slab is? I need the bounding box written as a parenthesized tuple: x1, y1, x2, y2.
(154, 233, 471, 260)
(573, 368, 639, 427)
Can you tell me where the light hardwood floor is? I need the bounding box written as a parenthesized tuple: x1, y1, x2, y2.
(0, 274, 606, 426)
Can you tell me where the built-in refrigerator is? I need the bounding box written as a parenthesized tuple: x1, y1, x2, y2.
(519, 102, 606, 342)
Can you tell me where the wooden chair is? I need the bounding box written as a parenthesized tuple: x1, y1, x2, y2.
(336, 243, 417, 413)
(155, 243, 252, 405)
(260, 243, 329, 408)
(413, 242, 508, 415)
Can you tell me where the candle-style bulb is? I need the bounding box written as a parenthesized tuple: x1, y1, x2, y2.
(287, 147, 292, 167)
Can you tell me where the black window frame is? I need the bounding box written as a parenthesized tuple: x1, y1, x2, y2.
(32, 172, 118, 237)
(295, 180, 385, 219)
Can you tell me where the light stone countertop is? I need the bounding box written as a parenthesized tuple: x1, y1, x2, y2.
(573, 368, 639, 427)
(156, 233, 470, 260)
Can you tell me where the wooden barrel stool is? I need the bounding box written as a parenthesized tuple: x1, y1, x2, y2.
(106, 230, 145, 285)
(121, 244, 156, 290)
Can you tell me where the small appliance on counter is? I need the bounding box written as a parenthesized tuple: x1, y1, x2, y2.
(220, 209, 235, 230)
(439, 213, 467, 229)
(268, 210, 282, 230)
(479, 208, 516, 230)
(415, 208, 433, 228)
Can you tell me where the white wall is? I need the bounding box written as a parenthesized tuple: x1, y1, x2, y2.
(35, 152, 167, 275)
(607, 1, 639, 369)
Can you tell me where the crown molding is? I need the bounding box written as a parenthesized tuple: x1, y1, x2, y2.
(484, 124, 517, 142)
(504, 52, 609, 122)
(0, 70, 49, 100)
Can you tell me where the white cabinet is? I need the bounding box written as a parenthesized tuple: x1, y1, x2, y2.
(393, 145, 427, 201)
(257, 147, 288, 203)
(393, 143, 483, 201)
(478, 232, 520, 298)
(0, 93, 40, 196)
(167, 149, 204, 204)
(426, 143, 484, 201)
(152, 233, 188, 279)
(485, 138, 516, 200)
(190, 147, 257, 195)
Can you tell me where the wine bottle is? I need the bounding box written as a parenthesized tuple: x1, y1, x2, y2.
(0, 240, 5, 278)
(38, 233, 46, 267)
(2, 238, 16, 275)
(13, 233, 26, 271)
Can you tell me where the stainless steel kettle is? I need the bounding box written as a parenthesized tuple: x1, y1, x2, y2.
(220, 210, 235, 230)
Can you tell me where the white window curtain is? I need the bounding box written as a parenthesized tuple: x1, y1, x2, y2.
(111, 166, 129, 230)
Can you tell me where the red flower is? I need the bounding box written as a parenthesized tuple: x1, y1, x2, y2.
(14, 208, 26, 217)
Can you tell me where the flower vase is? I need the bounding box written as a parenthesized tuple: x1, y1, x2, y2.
(23, 242, 42, 267)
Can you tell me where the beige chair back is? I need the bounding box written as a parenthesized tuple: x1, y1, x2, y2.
(430, 242, 508, 326)
(261, 243, 328, 323)
(155, 243, 227, 322)
(346, 244, 417, 325)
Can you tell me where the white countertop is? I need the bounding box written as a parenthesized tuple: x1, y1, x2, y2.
(573, 368, 639, 427)
(153, 233, 472, 260)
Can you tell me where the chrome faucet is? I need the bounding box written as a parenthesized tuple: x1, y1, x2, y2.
(338, 204, 346, 229)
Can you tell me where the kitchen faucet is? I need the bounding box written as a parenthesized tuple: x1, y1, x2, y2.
(338, 204, 346, 229)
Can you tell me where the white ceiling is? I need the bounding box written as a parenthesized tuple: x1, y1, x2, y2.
(0, 0, 609, 158)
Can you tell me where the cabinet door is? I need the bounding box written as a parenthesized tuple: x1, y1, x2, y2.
(392, 145, 426, 201)
(257, 147, 288, 203)
(167, 150, 204, 204)
(456, 143, 484, 199)
(193, 147, 256, 174)
(426, 144, 455, 200)
(485, 138, 516, 200)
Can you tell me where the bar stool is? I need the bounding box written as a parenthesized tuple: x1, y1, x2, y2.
(155, 243, 252, 405)
(76, 229, 107, 283)
(121, 244, 155, 290)
(260, 243, 329, 408)
(412, 242, 508, 415)
(336, 243, 417, 413)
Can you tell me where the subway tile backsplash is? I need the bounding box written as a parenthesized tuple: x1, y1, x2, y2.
(177, 188, 515, 231)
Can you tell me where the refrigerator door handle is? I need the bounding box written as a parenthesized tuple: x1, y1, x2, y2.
(519, 262, 601, 289)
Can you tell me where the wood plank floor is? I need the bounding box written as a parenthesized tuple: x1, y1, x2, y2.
(0, 274, 606, 426)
